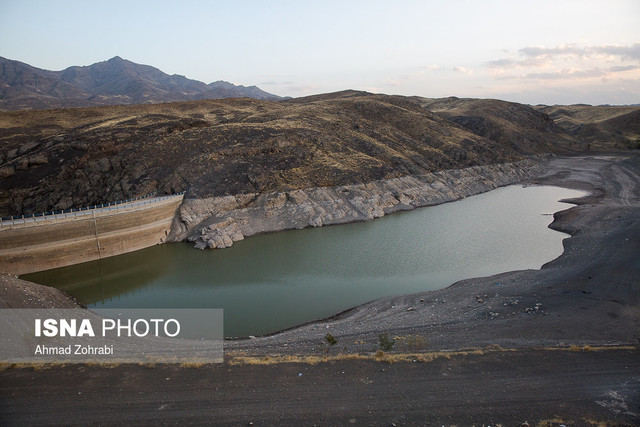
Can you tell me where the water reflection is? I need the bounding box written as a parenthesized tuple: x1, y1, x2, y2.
(25, 245, 173, 305)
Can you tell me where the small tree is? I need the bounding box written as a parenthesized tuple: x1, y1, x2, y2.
(325, 333, 337, 346)
(323, 333, 338, 354)
(378, 333, 394, 351)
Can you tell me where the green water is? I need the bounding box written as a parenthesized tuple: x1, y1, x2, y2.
(24, 185, 587, 337)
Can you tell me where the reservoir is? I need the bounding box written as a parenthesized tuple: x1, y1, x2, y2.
(24, 185, 587, 337)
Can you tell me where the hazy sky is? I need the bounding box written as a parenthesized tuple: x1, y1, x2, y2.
(1, 0, 639, 104)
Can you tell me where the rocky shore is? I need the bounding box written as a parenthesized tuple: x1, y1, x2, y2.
(171, 156, 547, 249)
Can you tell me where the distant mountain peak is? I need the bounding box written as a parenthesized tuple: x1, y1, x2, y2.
(0, 56, 283, 110)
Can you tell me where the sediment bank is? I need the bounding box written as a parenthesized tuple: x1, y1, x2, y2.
(224, 153, 640, 355)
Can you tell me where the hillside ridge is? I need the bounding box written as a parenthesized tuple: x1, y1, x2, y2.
(1, 91, 638, 217)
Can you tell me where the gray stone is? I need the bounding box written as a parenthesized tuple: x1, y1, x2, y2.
(17, 141, 38, 155)
(169, 157, 549, 251)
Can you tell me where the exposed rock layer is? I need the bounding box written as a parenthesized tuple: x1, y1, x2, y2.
(171, 157, 547, 249)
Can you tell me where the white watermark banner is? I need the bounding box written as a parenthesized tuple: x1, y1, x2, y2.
(0, 308, 223, 363)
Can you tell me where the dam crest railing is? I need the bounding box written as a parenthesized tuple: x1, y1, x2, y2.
(1, 192, 185, 228)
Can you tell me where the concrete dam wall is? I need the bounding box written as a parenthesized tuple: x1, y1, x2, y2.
(0, 194, 184, 275)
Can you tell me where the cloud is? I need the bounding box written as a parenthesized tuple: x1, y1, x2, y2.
(486, 58, 518, 68)
(486, 43, 640, 82)
(609, 64, 640, 72)
(519, 45, 585, 58)
(524, 68, 607, 80)
(592, 44, 640, 61)
(517, 43, 640, 61)
(486, 56, 550, 70)
(453, 66, 473, 75)
(525, 65, 640, 80)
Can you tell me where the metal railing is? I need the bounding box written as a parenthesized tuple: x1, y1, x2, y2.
(1, 192, 185, 228)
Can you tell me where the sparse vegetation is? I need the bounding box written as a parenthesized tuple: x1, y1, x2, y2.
(378, 333, 395, 351)
(325, 333, 337, 346)
(537, 104, 640, 151)
(0, 92, 545, 216)
(568, 344, 594, 352)
(395, 334, 427, 351)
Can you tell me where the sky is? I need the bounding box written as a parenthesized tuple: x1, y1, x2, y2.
(1, 0, 639, 105)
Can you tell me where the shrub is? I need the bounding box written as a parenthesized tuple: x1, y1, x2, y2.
(325, 333, 337, 347)
(378, 333, 395, 351)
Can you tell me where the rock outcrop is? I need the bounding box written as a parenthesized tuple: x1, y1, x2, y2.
(170, 157, 548, 248)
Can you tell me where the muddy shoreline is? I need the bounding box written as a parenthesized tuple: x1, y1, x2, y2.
(1, 153, 639, 425)
(222, 153, 639, 355)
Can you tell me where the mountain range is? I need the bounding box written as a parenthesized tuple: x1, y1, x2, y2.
(0, 56, 282, 110)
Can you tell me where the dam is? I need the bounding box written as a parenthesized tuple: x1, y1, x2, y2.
(0, 194, 184, 275)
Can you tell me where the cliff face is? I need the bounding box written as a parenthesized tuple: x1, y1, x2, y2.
(170, 157, 547, 249)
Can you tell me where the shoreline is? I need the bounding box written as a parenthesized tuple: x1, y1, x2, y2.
(170, 156, 549, 250)
(221, 153, 639, 354)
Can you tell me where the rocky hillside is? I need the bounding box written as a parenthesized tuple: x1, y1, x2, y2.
(418, 97, 578, 153)
(0, 56, 281, 110)
(535, 104, 640, 150)
(0, 91, 563, 217)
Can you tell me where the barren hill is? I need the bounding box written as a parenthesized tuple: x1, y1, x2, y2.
(418, 97, 577, 153)
(535, 104, 640, 150)
(0, 91, 559, 217)
(0, 56, 281, 110)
